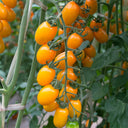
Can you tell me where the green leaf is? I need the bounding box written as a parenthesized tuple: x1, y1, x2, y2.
(107, 103, 128, 128)
(119, 104, 128, 128)
(29, 115, 38, 128)
(109, 31, 128, 47)
(111, 70, 128, 88)
(19, 82, 27, 89)
(78, 41, 90, 50)
(80, 67, 97, 84)
(92, 46, 123, 69)
(0, 70, 5, 78)
(105, 98, 125, 115)
(116, 91, 128, 104)
(43, 116, 56, 128)
(105, 98, 126, 128)
(91, 82, 108, 100)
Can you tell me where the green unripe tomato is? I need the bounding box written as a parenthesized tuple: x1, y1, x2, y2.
(66, 121, 79, 128)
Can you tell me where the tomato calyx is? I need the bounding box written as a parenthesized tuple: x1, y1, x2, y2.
(74, 49, 84, 56)
(93, 17, 102, 24)
(80, 5, 90, 14)
(69, 94, 79, 101)
(51, 79, 65, 90)
(92, 27, 99, 32)
(56, 99, 68, 108)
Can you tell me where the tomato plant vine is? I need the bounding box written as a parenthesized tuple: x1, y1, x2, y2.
(0, 0, 128, 128)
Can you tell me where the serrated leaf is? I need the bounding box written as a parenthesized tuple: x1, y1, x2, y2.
(119, 104, 128, 128)
(105, 98, 126, 128)
(109, 31, 128, 47)
(78, 40, 90, 50)
(111, 70, 128, 88)
(92, 46, 123, 69)
(105, 98, 125, 115)
(116, 91, 128, 104)
(91, 82, 108, 100)
(80, 67, 97, 84)
(29, 115, 38, 128)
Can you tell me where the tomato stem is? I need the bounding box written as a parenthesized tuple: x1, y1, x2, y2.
(15, 43, 40, 128)
(0, 78, 8, 90)
(115, 0, 119, 35)
(120, 0, 124, 32)
(79, 99, 86, 128)
(15, 6, 46, 128)
(0, 0, 31, 127)
(97, 0, 101, 53)
(106, 2, 113, 49)
(48, 0, 68, 103)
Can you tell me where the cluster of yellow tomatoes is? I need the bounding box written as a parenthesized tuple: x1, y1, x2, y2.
(34, 0, 111, 127)
(35, 20, 81, 127)
(0, 0, 17, 54)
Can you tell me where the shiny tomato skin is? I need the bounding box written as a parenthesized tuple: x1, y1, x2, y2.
(37, 84, 59, 105)
(35, 21, 57, 45)
(94, 28, 108, 43)
(59, 84, 78, 102)
(2, 0, 17, 8)
(54, 51, 76, 69)
(67, 33, 83, 49)
(0, 37, 5, 53)
(0, 2, 8, 20)
(53, 107, 69, 128)
(5, 6, 16, 22)
(43, 100, 59, 112)
(57, 68, 77, 84)
(61, 1, 80, 26)
(82, 26, 94, 42)
(82, 55, 93, 67)
(84, 45, 96, 58)
(36, 44, 56, 65)
(69, 100, 82, 118)
(37, 65, 55, 86)
(0, 20, 11, 38)
(58, 28, 64, 35)
(85, 0, 98, 15)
